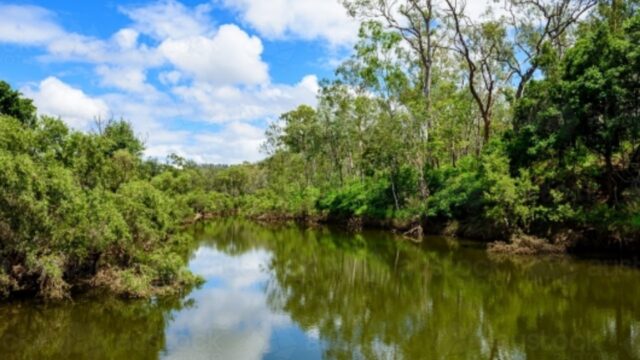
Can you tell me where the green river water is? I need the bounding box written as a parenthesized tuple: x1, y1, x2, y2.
(1, 219, 639, 359)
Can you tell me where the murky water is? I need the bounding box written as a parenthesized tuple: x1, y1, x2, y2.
(1, 219, 640, 359)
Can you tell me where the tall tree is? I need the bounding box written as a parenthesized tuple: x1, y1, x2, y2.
(444, 0, 508, 145)
(502, 0, 598, 100)
(343, 0, 444, 199)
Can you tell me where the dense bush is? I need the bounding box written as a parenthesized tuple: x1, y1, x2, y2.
(0, 99, 208, 299)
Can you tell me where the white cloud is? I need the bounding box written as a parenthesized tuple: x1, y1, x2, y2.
(44, 32, 163, 68)
(120, 0, 215, 40)
(221, 0, 358, 46)
(145, 122, 266, 164)
(141, 75, 319, 164)
(173, 75, 319, 123)
(160, 24, 269, 86)
(159, 70, 184, 85)
(22, 77, 110, 129)
(98, 90, 191, 134)
(1, 2, 324, 164)
(0, 5, 65, 45)
(96, 65, 153, 93)
(112, 28, 139, 49)
(191, 122, 267, 164)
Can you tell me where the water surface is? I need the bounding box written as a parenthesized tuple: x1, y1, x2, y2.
(1, 219, 639, 359)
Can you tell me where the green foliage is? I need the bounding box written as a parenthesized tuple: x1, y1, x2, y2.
(196, 2, 640, 248)
(427, 156, 486, 219)
(507, 8, 640, 240)
(0, 81, 36, 127)
(0, 85, 208, 300)
(101, 120, 145, 157)
(481, 147, 542, 234)
(115, 181, 173, 245)
(318, 176, 394, 219)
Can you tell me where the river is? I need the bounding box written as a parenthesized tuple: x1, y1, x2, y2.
(1, 219, 639, 359)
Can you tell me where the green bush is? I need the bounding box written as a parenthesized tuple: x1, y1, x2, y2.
(0, 88, 205, 300)
(318, 176, 393, 219)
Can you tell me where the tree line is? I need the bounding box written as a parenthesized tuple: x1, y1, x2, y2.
(234, 0, 640, 251)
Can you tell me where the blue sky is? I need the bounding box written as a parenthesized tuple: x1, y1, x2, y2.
(0, 0, 358, 163)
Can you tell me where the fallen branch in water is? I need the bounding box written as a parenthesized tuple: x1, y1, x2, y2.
(403, 225, 424, 243)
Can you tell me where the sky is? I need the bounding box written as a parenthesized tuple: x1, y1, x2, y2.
(0, 0, 504, 164)
(0, 0, 360, 164)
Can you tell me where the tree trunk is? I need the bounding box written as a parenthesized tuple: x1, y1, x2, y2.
(483, 113, 491, 145)
(391, 176, 401, 212)
(605, 148, 617, 206)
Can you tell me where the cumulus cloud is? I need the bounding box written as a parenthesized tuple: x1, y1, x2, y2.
(1, 1, 324, 164)
(173, 75, 319, 123)
(0, 4, 65, 45)
(190, 122, 267, 164)
(159, 70, 184, 85)
(159, 24, 269, 86)
(119, 0, 215, 40)
(92, 74, 319, 165)
(221, 0, 359, 46)
(22, 77, 110, 129)
(145, 122, 266, 164)
(112, 28, 140, 49)
(96, 65, 153, 93)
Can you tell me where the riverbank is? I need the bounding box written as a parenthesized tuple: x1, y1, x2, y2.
(204, 211, 640, 257)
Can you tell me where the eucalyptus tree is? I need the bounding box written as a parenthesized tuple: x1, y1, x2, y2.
(278, 105, 322, 185)
(343, 0, 450, 200)
(343, 0, 442, 117)
(442, 0, 511, 145)
(501, 0, 598, 101)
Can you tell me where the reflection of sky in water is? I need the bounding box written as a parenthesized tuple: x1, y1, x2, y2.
(162, 247, 323, 360)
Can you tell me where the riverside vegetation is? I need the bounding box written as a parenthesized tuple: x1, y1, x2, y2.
(215, 1, 640, 250)
(0, 84, 217, 300)
(0, 0, 639, 300)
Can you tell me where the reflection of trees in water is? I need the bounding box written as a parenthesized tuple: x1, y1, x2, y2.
(203, 219, 640, 360)
(0, 295, 194, 360)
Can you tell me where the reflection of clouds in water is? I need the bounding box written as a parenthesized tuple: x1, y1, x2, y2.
(162, 248, 290, 360)
(189, 247, 271, 289)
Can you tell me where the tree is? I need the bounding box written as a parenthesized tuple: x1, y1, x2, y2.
(343, 0, 448, 200)
(513, 8, 640, 206)
(0, 82, 202, 300)
(279, 105, 322, 184)
(343, 0, 441, 115)
(561, 11, 640, 205)
(98, 119, 145, 157)
(0, 80, 36, 127)
(502, 0, 598, 100)
(444, 0, 509, 145)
